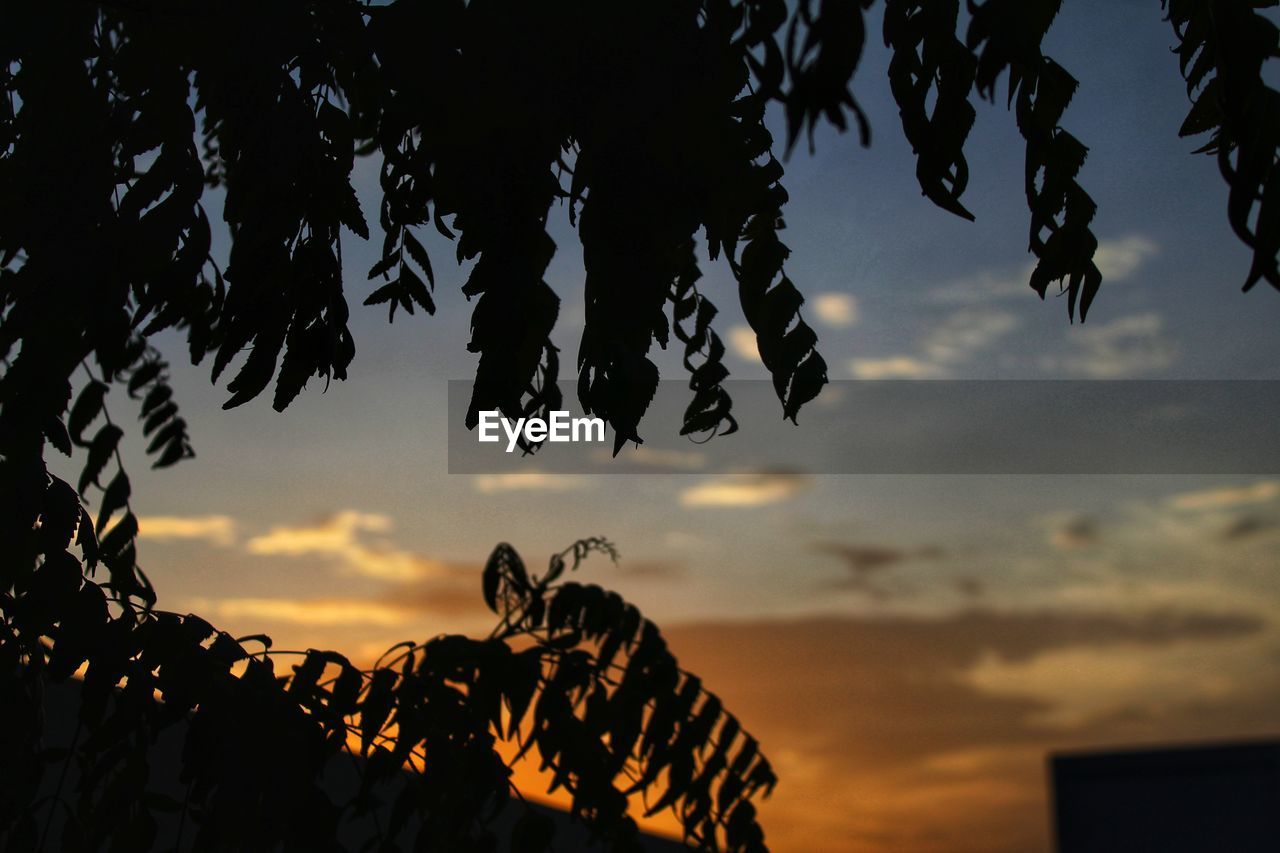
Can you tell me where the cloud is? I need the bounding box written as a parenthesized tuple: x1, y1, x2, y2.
(1093, 235, 1160, 281)
(664, 605, 1270, 851)
(1050, 515, 1100, 550)
(857, 238, 1160, 382)
(965, 636, 1250, 729)
(202, 597, 417, 627)
(927, 236, 1160, 306)
(371, 579, 500, 619)
(595, 445, 706, 471)
(1039, 480, 1280, 572)
(817, 543, 911, 574)
(927, 266, 1035, 305)
(812, 293, 859, 328)
(849, 310, 1018, 379)
(247, 510, 389, 554)
(137, 515, 236, 546)
(662, 531, 715, 550)
(849, 356, 943, 380)
(471, 473, 587, 493)
(1220, 515, 1277, 542)
(1053, 313, 1175, 378)
(727, 326, 760, 362)
(814, 385, 847, 407)
(1167, 480, 1280, 511)
(613, 559, 685, 580)
(813, 542, 943, 598)
(679, 471, 811, 508)
(920, 310, 1018, 366)
(245, 510, 449, 582)
(198, 571, 494, 629)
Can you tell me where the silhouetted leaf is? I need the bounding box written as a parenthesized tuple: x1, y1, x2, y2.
(68, 382, 108, 447)
(78, 425, 123, 496)
(96, 470, 131, 533)
(45, 416, 72, 456)
(127, 361, 162, 397)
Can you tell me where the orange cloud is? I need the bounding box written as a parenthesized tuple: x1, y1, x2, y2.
(812, 293, 859, 328)
(679, 471, 811, 508)
(1167, 480, 1280, 511)
(471, 473, 587, 493)
(201, 597, 416, 628)
(137, 514, 236, 546)
(245, 510, 450, 582)
(661, 607, 1271, 852)
(727, 326, 761, 362)
(595, 445, 707, 471)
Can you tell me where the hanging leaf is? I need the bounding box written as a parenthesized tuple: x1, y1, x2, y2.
(78, 425, 123, 496)
(68, 381, 108, 447)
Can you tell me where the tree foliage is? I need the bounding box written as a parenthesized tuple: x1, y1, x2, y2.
(4, 534, 775, 851)
(1, 0, 1277, 850)
(1, 1, 1275, 451)
(1163, 0, 1280, 291)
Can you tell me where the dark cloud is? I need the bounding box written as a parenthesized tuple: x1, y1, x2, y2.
(816, 543, 909, 573)
(1220, 514, 1277, 542)
(812, 542, 943, 598)
(1051, 515, 1100, 549)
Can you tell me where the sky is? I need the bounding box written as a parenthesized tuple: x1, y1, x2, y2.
(72, 3, 1280, 851)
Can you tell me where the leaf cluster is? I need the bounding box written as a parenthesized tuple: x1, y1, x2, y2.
(3, 525, 774, 852)
(1164, 0, 1280, 291)
(14, 0, 1272, 460)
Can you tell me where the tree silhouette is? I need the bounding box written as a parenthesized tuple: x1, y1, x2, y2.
(1, 0, 1276, 851)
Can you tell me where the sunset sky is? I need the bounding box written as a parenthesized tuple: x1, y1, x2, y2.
(70, 3, 1280, 851)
